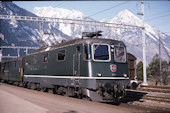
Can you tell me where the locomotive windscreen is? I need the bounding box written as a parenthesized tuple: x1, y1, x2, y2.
(93, 44, 110, 61)
(114, 45, 126, 62)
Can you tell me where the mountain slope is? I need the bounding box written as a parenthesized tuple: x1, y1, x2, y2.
(33, 6, 92, 20)
(0, 2, 72, 57)
(32, 6, 96, 38)
(109, 9, 170, 62)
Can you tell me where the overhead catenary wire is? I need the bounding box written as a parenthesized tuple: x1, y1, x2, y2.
(164, 32, 170, 33)
(153, 21, 170, 27)
(55, 1, 65, 8)
(88, 1, 128, 18)
(145, 13, 170, 21)
(142, 1, 170, 19)
(145, 11, 170, 19)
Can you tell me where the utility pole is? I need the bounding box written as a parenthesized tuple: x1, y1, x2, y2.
(71, 23, 75, 39)
(137, 1, 148, 86)
(159, 37, 162, 85)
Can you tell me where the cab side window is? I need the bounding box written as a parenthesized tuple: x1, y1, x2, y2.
(32, 55, 37, 64)
(84, 44, 91, 60)
(57, 50, 66, 61)
(43, 53, 48, 63)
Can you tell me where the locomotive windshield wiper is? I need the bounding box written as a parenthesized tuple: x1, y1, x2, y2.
(94, 41, 102, 53)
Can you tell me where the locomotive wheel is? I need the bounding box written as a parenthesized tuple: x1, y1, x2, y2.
(27, 82, 31, 89)
(57, 87, 64, 95)
(63, 87, 76, 97)
(109, 96, 120, 105)
(8, 80, 14, 85)
(131, 82, 138, 89)
(36, 84, 41, 91)
(19, 82, 23, 87)
(82, 96, 92, 101)
(112, 98, 120, 105)
(53, 86, 58, 94)
(47, 89, 54, 94)
(40, 87, 48, 92)
(63, 90, 69, 97)
(23, 82, 27, 88)
(30, 83, 37, 90)
(62, 87, 69, 97)
(14, 82, 19, 86)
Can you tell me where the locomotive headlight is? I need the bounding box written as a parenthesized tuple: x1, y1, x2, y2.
(123, 74, 127, 78)
(97, 73, 102, 77)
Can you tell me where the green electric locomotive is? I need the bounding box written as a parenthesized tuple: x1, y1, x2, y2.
(1, 31, 129, 102)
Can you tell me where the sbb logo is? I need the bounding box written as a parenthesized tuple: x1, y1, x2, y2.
(110, 64, 117, 72)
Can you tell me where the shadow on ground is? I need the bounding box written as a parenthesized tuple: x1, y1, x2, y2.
(120, 90, 147, 103)
(63, 110, 78, 113)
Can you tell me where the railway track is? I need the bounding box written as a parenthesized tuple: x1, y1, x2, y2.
(123, 88, 170, 112)
(137, 85, 170, 93)
(1, 81, 170, 112)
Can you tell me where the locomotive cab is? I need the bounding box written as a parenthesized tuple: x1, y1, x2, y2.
(84, 43, 128, 77)
(80, 32, 129, 102)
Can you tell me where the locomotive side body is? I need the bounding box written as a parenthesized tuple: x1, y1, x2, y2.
(23, 38, 129, 102)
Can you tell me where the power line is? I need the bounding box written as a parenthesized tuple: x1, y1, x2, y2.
(88, 1, 127, 18)
(153, 21, 170, 27)
(145, 13, 170, 21)
(55, 1, 65, 8)
(164, 32, 170, 33)
(146, 11, 170, 20)
(143, 1, 170, 18)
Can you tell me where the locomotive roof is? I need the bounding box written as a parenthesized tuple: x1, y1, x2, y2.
(28, 38, 126, 55)
(1, 56, 23, 63)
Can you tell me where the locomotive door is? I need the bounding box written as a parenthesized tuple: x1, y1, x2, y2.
(72, 46, 81, 87)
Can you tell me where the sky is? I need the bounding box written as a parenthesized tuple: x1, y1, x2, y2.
(13, 1, 170, 36)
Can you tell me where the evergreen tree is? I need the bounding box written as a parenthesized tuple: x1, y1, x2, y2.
(137, 61, 143, 80)
(148, 54, 160, 76)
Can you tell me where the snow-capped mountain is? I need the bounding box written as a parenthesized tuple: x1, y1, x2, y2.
(32, 7, 170, 63)
(0, 2, 38, 56)
(0, 2, 169, 63)
(0, 2, 72, 57)
(33, 6, 92, 20)
(109, 9, 170, 62)
(32, 6, 96, 38)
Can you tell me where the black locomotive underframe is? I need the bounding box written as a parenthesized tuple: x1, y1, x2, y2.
(23, 76, 129, 102)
